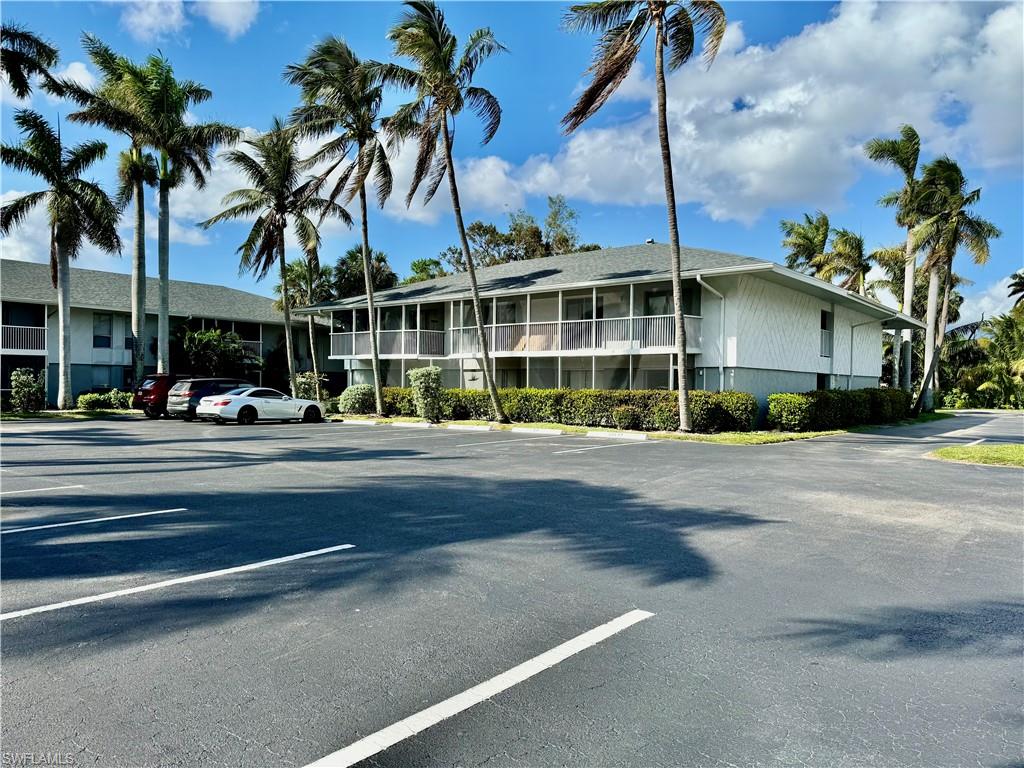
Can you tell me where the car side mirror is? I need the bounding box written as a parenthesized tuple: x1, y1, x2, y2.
(282, 395, 291, 400)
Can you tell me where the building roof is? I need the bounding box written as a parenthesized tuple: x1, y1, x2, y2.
(0, 258, 298, 326)
(309, 243, 768, 311)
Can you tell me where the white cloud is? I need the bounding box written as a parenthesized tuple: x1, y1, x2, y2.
(191, 0, 260, 41)
(120, 0, 187, 42)
(45, 62, 97, 104)
(959, 276, 1016, 324)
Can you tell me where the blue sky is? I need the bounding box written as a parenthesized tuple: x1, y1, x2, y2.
(2, 1, 1022, 322)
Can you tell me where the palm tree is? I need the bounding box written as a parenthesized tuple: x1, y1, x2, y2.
(779, 211, 830, 275)
(199, 119, 351, 396)
(274, 258, 335, 400)
(563, 0, 726, 431)
(286, 37, 393, 416)
(131, 55, 240, 374)
(1, 110, 121, 408)
(1009, 271, 1024, 308)
(911, 157, 1001, 410)
(371, 0, 510, 423)
(1, 23, 60, 99)
(974, 312, 1024, 408)
(64, 34, 155, 387)
(811, 229, 873, 296)
(866, 124, 922, 392)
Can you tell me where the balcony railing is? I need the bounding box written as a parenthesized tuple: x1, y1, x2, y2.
(240, 339, 263, 357)
(1, 325, 47, 353)
(329, 315, 701, 358)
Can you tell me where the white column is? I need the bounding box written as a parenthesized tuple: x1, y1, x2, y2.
(557, 356, 562, 389)
(592, 354, 596, 389)
(525, 293, 531, 388)
(557, 290, 563, 353)
(592, 286, 597, 352)
(416, 303, 421, 356)
(628, 283, 635, 349)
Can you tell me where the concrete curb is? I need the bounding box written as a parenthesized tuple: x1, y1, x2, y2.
(445, 424, 494, 432)
(390, 421, 434, 429)
(510, 427, 566, 435)
(339, 419, 381, 426)
(586, 430, 648, 441)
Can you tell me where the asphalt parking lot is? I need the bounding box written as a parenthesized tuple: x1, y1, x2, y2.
(1, 411, 1021, 767)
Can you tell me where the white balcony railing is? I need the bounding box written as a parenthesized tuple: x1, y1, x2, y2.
(1, 325, 47, 353)
(240, 339, 263, 357)
(329, 315, 700, 358)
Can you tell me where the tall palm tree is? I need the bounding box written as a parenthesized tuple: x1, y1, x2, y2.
(63, 34, 154, 387)
(1, 110, 121, 408)
(563, 0, 726, 431)
(371, 0, 509, 422)
(132, 55, 240, 374)
(779, 211, 830, 275)
(199, 119, 351, 396)
(1, 23, 60, 99)
(1009, 271, 1024, 308)
(912, 157, 1001, 410)
(286, 37, 392, 415)
(811, 229, 873, 296)
(866, 124, 922, 392)
(273, 258, 335, 400)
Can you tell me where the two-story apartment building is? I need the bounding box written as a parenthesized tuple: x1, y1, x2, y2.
(1, 259, 336, 404)
(299, 243, 922, 407)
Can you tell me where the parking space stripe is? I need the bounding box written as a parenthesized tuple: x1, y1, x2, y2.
(304, 609, 654, 768)
(1, 507, 190, 535)
(0, 484, 85, 496)
(454, 435, 562, 448)
(0, 543, 356, 621)
(553, 442, 654, 455)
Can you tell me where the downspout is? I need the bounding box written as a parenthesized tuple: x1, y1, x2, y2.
(848, 315, 892, 390)
(695, 274, 725, 392)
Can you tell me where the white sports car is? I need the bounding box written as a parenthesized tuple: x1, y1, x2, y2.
(195, 387, 323, 425)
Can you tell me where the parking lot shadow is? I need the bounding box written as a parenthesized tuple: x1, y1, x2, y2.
(2, 473, 777, 653)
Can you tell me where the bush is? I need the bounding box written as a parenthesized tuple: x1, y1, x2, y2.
(337, 384, 376, 414)
(651, 403, 679, 431)
(76, 390, 132, 411)
(767, 387, 912, 431)
(767, 393, 815, 432)
(611, 404, 642, 430)
(382, 387, 416, 416)
(294, 372, 326, 401)
(325, 397, 339, 415)
(8, 368, 45, 412)
(408, 366, 444, 422)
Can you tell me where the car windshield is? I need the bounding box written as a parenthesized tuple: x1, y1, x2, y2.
(169, 382, 190, 393)
(140, 378, 160, 389)
(224, 388, 250, 396)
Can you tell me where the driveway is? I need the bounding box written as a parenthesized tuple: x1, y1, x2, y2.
(1, 411, 1020, 767)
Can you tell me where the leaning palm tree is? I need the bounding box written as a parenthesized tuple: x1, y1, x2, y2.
(199, 119, 351, 396)
(1008, 271, 1024, 308)
(811, 229, 873, 296)
(911, 157, 1001, 410)
(1, 23, 60, 99)
(370, 0, 509, 423)
(563, 0, 726, 431)
(132, 55, 240, 374)
(1, 110, 121, 408)
(866, 124, 922, 392)
(779, 211, 830, 275)
(273, 258, 335, 400)
(286, 36, 392, 415)
(63, 34, 154, 386)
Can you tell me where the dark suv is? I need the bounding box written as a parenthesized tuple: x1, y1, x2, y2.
(133, 374, 182, 418)
(167, 378, 253, 421)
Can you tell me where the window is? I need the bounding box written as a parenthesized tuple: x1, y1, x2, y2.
(820, 310, 833, 357)
(251, 388, 284, 399)
(93, 313, 112, 348)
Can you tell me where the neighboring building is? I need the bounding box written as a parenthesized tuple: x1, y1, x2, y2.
(1, 259, 338, 404)
(300, 243, 923, 406)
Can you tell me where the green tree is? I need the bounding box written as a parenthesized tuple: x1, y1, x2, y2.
(1009, 271, 1024, 308)
(404, 257, 447, 284)
(182, 328, 257, 377)
(333, 245, 398, 298)
(1, 24, 61, 99)
(544, 194, 579, 254)
(779, 211, 830, 275)
(564, 0, 726, 431)
(287, 36, 395, 416)
(811, 229, 873, 296)
(274, 259, 335, 398)
(866, 124, 923, 391)
(199, 119, 351, 396)
(374, 0, 510, 422)
(1, 110, 121, 409)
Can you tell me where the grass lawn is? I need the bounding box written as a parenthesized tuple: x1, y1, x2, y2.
(931, 444, 1024, 468)
(0, 409, 141, 421)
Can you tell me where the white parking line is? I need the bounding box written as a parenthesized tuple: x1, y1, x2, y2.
(966, 437, 986, 446)
(553, 442, 655, 455)
(304, 609, 654, 768)
(0, 543, 356, 621)
(455, 435, 562, 448)
(0, 484, 85, 496)
(1, 507, 190, 535)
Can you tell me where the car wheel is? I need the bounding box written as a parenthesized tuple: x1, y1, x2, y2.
(143, 405, 161, 419)
(182, 415, 194, 422)
(237, 406, 258, 425)
(302, 406, 322, 423)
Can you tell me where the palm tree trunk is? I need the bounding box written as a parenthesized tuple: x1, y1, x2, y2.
(359, 179, 384, 416)
(441, 118, 507, 423)
(899, 230, 915, 391)
(278, 239, 297, 396)
(131, 171, 147, 387)
(654, 19, 691, 431)
(934, 277, 951, 393)
(56, 239, 72, 410)
(306, 258, 321, 401)
(919, 265, 940, 410)
(157, 169, 170, 374)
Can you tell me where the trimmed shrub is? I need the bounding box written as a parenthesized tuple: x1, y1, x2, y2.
(441, 389, 494, 420)
(767, 393, 815, 432)
(714, 391, 759, 432)
(408, 366, 444, 422)
(337, 384, 375, 414)
(611, 404, 642, 430)
(768, 387, 912, 431)
(76, 390, 132, 410)
(9, 368, 45, 412)
(294, 372, 326, 401)
(325, 397, 339, 415)
(382, 387, 416, 416)
(651, 403, 680, 432)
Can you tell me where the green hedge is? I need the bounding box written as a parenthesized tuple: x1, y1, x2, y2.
(767, 387, 911, 431)
(76, 390, 133, 410)
(335, 384, 758, 433)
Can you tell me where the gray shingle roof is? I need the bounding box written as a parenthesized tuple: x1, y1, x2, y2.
(310, 243, 769, 310)
(0, 259, 296, 326)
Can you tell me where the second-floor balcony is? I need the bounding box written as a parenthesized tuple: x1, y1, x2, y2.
(2, 324, 47, 355)
(329, 315, 701, 359)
